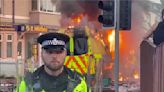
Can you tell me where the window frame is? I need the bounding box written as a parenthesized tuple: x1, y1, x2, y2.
(6, 34, 14, 58)
(32, 0, 38, 11)
(32, 0, 59, 13)
(0, 32, 23, 62)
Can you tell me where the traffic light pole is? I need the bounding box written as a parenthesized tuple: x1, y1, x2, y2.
(114, 0, 120, 92)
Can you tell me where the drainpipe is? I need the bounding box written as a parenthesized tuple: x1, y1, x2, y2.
(12, 0, 15, 25)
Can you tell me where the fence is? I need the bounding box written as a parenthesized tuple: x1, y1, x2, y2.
(140, 39, 164, 92)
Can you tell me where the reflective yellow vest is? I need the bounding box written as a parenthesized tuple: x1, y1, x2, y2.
(16, 66, 90, 92)
(16, 76, 89, 92)
(64, 36, 102, 75)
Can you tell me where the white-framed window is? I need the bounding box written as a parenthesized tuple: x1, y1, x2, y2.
(6, 34, 13, 58)
(0, 32, 20, 61)
(32, 0, 58, 13)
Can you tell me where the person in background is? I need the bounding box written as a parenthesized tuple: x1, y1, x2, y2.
(17, 32, 90, 92)
(153, 9, 164, 45)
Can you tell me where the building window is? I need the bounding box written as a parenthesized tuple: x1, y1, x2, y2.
(40, 0, 56, 12)
(6, 34, 13, 58)
(32, 0, 58, 13)
(32, 0, 38, 11)
(17, 41, 22, 56)
(7, 42, 12, 57)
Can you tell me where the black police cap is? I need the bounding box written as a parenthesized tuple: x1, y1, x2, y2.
(37, 32, 70, 51)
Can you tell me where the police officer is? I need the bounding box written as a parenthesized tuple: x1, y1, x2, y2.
(17, 32, 90, 92)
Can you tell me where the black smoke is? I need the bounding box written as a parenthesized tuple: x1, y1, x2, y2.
(55, 0, 100, 21)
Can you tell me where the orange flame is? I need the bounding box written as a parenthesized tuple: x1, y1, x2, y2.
(108, 30, 115, 52)
(73, 17, 81, 23)
(119, 73, 124, 81)
(71, 14, 84, 24)
(133, 71, 140, 79)
(119, 76, 124, 81)
(107, 30, 122, 58)
(119, 74, 130, 82)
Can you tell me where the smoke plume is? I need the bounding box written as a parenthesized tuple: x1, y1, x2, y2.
(56, 0, 100, 21)
(53, 0, 163, 82)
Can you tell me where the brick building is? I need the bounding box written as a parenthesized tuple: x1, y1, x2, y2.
(0, 0, 61, 77)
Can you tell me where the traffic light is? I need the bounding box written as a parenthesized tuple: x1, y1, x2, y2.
(98, 0, 115, 28)
(119, 0, 132, 30)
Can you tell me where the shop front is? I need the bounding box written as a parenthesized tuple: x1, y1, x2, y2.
(0, 23, 21, 77)
(0, 23, 48, 77)
(22, 25, 48, 73)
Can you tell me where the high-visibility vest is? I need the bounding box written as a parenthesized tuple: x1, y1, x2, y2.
(16, 75, 89, 92)
(73, 77, 87, 92)
(65, 54, 90, 74)
(64, 35, 102, 75)
(16, 78, 26, 92)
(64, 53, 102, 75)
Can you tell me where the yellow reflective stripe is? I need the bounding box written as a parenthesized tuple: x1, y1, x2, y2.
(73, 77, 87, 92)
(65, 54, 99, 74)
(65, 54, 101, 75)
(89, 59, 96, 74)
(84, 25, 92, 54)
(64, 56, 69, 66)
(87, 37, 92, 54)
(69, 37, 74, 54)
(65, 56, 69, 61)
(72, 61, 82, 74)
(74, 56, 88, 73)
(65, 55, 90, 74)
(65, 56, 76, 71)
(18, 79, 27, 92)
(94, 54, 102, 59)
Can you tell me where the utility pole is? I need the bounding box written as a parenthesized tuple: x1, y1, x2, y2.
(114, 0, 120, 92)
(97, 0, 120, 91)
(98, 0, 131, 91)
(12, 0, 20, 89)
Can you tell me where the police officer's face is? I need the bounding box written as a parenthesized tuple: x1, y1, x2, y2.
(42, 49, 67, 71)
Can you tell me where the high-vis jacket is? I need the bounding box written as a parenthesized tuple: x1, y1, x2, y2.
(16, 65, 90, 92)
